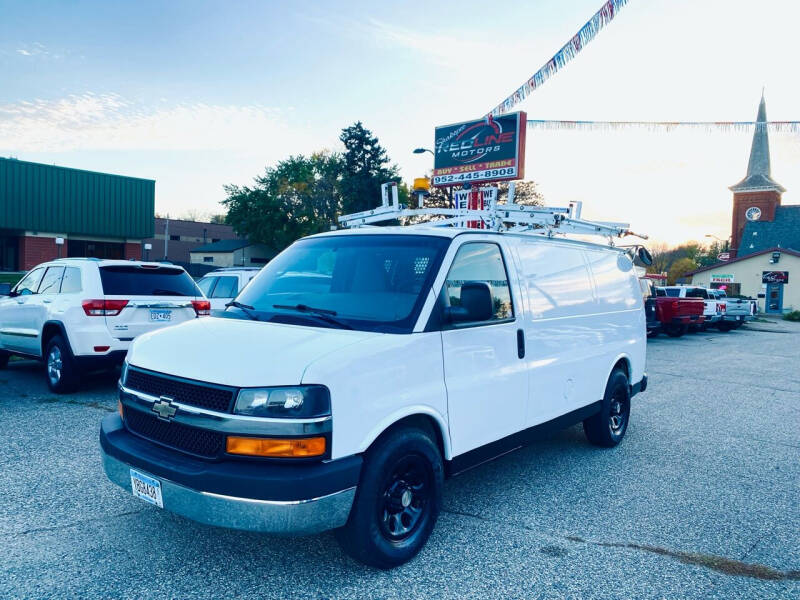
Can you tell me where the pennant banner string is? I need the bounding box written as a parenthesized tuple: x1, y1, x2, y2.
(527, 120, 800, 133)
(488, 0, 629, 118)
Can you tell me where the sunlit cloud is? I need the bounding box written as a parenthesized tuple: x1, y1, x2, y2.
(0, 93, 308, 153)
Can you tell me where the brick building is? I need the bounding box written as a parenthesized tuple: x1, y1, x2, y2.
(0, 158, 154, 271)
(144, 218, 241, 264)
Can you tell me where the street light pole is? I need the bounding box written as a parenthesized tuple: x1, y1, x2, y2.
(412, 148, 452, 208)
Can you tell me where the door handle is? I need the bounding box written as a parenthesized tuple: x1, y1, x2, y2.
(42, 299, 52, 304)
(516, 328, 525, 359)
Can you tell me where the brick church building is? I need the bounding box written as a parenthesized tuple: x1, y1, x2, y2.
(690, 95, 800, 314)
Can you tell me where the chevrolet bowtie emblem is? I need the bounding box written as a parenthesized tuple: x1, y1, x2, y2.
(151, 397, 178, 421)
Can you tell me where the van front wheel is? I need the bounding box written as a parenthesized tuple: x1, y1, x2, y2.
(584, 369, 630, 447)
(335, 427, 443, 569)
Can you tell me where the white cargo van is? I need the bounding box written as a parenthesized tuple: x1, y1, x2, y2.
(100, 196, 648, 569)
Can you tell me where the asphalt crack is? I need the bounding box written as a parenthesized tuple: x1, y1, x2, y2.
(35, 396, 115, 413)
(8, 508, 146, 538)
(566, 535, 800, 582)
(442, 508, 799, 581)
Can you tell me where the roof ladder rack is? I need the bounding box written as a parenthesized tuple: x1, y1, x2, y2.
(338, 182, 647, 243)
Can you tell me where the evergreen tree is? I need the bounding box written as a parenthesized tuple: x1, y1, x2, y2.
(339, 122, 402, 214)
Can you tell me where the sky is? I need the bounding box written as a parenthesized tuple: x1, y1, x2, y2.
(2, 0, 800, 245)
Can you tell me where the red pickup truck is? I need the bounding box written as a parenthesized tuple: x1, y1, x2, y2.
(653, 287, 706, 337)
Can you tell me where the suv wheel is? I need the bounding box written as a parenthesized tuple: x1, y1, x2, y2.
(584, 369, 631, 447)
(0, 350, 9, 369)
(335, 426, 443, 569)
(45, 335, 79, 394)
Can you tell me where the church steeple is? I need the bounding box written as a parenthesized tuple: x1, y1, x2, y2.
(728, 93, 785, 258)
(729, 93, 786, 193)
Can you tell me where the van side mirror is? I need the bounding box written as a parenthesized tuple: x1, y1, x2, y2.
(445, 281, 494, 323)
(638, 247, 653, 266)
(0, 283, 11, 297)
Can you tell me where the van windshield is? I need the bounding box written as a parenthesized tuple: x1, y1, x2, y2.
(230, 235, 450, 333)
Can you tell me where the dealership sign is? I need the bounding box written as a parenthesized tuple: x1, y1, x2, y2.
(710, 273, 734, 283)
(762, 271, 789, 284)
(432, 112, 526, 187)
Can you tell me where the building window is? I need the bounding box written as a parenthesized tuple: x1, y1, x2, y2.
(170, 235, 180, 241)
(212, 238, 221, 243)
(203, 256, 214, 263)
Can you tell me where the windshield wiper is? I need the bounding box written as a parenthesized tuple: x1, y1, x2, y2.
(272, 304, 353, 330)
(152, 289, 184, 296)
(225, 300, 261, 321)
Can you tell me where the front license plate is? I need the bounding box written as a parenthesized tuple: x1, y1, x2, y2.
(150, 310, 172, 322)
(130, 469, 163, 508)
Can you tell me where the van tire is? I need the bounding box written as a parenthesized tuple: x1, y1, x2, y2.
(583, 369, 630, 447)
(335, 427, 443, 569)
(0, 351, 9, 369)
(665, 324, 687, 337)
(45, 335, 80, 394)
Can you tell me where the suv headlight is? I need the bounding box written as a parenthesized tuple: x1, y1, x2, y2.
(234, 385, 330, 418)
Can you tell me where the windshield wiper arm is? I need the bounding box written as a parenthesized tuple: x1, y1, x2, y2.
(225, 300, 261, 321)
(272, 304, 352, 330)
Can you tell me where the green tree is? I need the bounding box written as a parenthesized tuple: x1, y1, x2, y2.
(667, 257, 697, 285)
(222, 151, 343, 252)
(339, 122, 402, 214)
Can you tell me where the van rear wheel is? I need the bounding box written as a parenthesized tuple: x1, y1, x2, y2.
(584, 369, 630, 447)
(335, 426, 443, 569)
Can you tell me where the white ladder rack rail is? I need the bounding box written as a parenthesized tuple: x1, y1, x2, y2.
(338, 183, 647, 243)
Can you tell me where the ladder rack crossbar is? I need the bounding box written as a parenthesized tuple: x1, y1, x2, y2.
(336, 184, 646, 242)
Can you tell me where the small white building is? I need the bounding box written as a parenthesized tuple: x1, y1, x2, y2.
(189, 239, 275, 268)
(689, 248, 799, 314)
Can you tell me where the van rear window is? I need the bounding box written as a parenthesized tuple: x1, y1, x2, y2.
(99, 266, 199, 297)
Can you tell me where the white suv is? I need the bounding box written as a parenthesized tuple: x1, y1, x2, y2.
(195, 268, 260, 313)
(0, 259, 209, 393)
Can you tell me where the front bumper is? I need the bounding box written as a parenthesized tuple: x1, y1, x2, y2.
(100, 414, 360, 535)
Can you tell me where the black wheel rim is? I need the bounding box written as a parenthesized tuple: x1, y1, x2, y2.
(608, 385, 629, 437)
(378, 454, 432, 541)
(609, 384, 629, 436)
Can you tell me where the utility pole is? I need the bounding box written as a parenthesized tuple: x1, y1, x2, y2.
(164, 216, 169, 260)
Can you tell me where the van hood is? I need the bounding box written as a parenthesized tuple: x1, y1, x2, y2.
(126, 317, 377, 387)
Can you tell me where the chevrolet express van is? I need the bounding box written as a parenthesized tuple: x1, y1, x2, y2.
(100, 226, 647, 568)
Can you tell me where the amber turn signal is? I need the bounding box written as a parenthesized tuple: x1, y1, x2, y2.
(226, 436, 326, 458)
(118, 401, 124, 419)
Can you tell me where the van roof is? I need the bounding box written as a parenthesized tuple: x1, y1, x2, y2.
(311, 226, 627, 253)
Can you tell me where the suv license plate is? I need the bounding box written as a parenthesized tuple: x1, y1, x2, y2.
(130, 469, 163, 508)
(150, 310, 172, 322)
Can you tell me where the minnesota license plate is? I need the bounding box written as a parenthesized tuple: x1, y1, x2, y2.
(130, 469, 163, 508)
(150, 310, 172, 322)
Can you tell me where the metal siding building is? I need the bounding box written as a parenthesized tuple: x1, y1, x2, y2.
(0, 158, 155, 270)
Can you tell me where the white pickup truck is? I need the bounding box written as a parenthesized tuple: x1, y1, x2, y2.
(661, 286, 721, 330)
(708, 289, 751, 330)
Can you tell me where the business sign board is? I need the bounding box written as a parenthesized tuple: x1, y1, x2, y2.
(762, 271, 789, 284)
(432, 112, 526, 187)
(710, 273, 735, 283)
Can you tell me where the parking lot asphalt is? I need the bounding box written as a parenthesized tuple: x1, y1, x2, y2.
(1, 322, 798, 599)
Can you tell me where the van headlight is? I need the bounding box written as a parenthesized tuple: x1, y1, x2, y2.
(234, 385, 330, 418)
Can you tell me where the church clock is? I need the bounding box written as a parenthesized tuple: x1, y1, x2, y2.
(745, 206, 762, 221)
